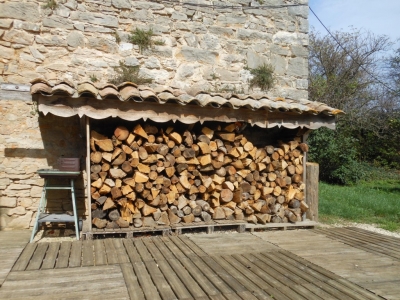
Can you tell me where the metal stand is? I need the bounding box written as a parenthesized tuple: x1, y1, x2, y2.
(30, 177, 80, 243)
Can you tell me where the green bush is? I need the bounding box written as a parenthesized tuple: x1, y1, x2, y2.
(247, 64, 275, 91)
(308, 127, 365, 185)
(110, 61, 152, 85)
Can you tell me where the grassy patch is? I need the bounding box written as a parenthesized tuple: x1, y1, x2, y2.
(319, 180, 400, 231)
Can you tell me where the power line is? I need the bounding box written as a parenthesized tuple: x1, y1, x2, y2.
(309, 6, 400, 96)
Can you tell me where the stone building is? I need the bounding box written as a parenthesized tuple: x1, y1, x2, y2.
(0, 0, 339, 232)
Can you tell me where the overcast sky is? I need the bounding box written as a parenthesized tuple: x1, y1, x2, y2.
(308, 0, 400, 50)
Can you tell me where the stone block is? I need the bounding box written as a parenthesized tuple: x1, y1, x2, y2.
(18, 198, 33, 208)
(0, 45, 15, 60)
(20, 53, 41, 64)
(67, 31, 85, 48)
(172, 11, 187, 21)
(149, 46, 173, 58)
(124, 57, 139, 66)
(31, 186, 43, 198)
(7, 211, 33, 229)
(200, 34, 220, 50)
(287, 57, 307, 77)
(0, 197, 17, 208)
(271, 54, 287, 75)
(0, 19, 13, 29)
(85, 26, 114, 33)
(64, 0, 77, 10)
(70, 11, 119, 28)
(290, 45, 308, 58)
(0, 2, 40, 22)
(3, 29, 34, 45)
(179, 46, 218, 64)
(288, 5, 308, 18)
(29, 46, 45, 61)
(7, 184, 31, 190)
(13, 20, 40, 32)
(144, 57, 161, 69)
(45, 63, 69, 72)
(237, 29, 272, 41)
(247, 50, 269, 69)
(88, 37, 118, 53)
(215, 68, 239, 81)
(7, 206, 26, 216)
(112, 0, 131, 9)
(43, 16, 74, 29)
(217, 14, 247, 25)
(131, 1, 164, 10)
(208, 26, 235, 37)
(35, 35, 67, 47)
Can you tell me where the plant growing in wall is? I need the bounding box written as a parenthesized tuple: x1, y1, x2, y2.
(129, 28, 165, 53)
(42, 0, 58, 10)
(247, 63, 275, 91)
(110, 61, 153, 85)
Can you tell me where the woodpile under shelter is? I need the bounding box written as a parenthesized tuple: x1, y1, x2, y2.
(29, 79, 342, 238)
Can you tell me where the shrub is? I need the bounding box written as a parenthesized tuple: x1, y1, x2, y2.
(248, 63, 275, 91)
(110, 61, 152, 85)
(129, 28, 165, 53)
(308, 127, 365, 185)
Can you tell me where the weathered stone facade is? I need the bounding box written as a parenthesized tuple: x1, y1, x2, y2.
(0, 0, 308, 97)
(0, 0, 309, 229)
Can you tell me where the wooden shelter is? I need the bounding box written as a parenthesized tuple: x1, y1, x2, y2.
(30, 79, 343, 237)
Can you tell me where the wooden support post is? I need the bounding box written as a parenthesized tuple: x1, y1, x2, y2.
(305, 162, 319, 222)
(86, 116, 92, 233)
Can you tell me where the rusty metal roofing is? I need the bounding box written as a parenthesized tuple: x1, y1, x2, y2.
(30, 79, 343, 116)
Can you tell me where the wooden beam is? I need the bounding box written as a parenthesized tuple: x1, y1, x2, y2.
(305, 162, 319, 222)
(86, 116, 92, 232)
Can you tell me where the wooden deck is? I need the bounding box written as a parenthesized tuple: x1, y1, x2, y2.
(0, 227, 399, 299)
(0, 230, 31, 287)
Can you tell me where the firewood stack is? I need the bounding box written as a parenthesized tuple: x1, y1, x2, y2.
(90, 123, 309, 229)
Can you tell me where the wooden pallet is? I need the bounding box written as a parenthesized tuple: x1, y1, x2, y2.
(84, 226, 171, 239)
(245, 220, 317, 232)
(171, 220, 247, 234)
(84, 220, 316, 239)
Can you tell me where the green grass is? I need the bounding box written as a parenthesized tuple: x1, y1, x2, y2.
(319, 180, 400, 231)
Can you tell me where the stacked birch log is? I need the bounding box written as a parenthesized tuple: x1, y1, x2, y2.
(90, 123, 309, 229)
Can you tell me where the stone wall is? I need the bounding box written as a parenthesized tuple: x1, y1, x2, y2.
(0, 0, 309, 230)
(0, 0, 308, 99)
(0, 98, 86, 230)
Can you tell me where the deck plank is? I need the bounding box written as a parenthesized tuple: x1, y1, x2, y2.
(156, 259, 193, 299)
(68, 240, 82, 267)
(167, 257, 208, 299)
(112, 238, 130, 264)
(144, 260, 177, 300)
(132, 261, 162, 300)
(120, 262, 146, 300)
(0, 265, 129, 299)
(142, 238, 165, 261)
(93, 239, 107, 266)
(26, 242, 49, 271)
(12, 243, 37, 271)
(133, 239, 154, 261)
(82, 240, 94, 267)
(41, 242, 60, 270)
(54, 241, 71, 269)
(104, 239, 119, 265)
(122, 239, 142, 263)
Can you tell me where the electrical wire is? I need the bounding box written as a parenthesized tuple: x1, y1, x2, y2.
(309, 6, 400, 96)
